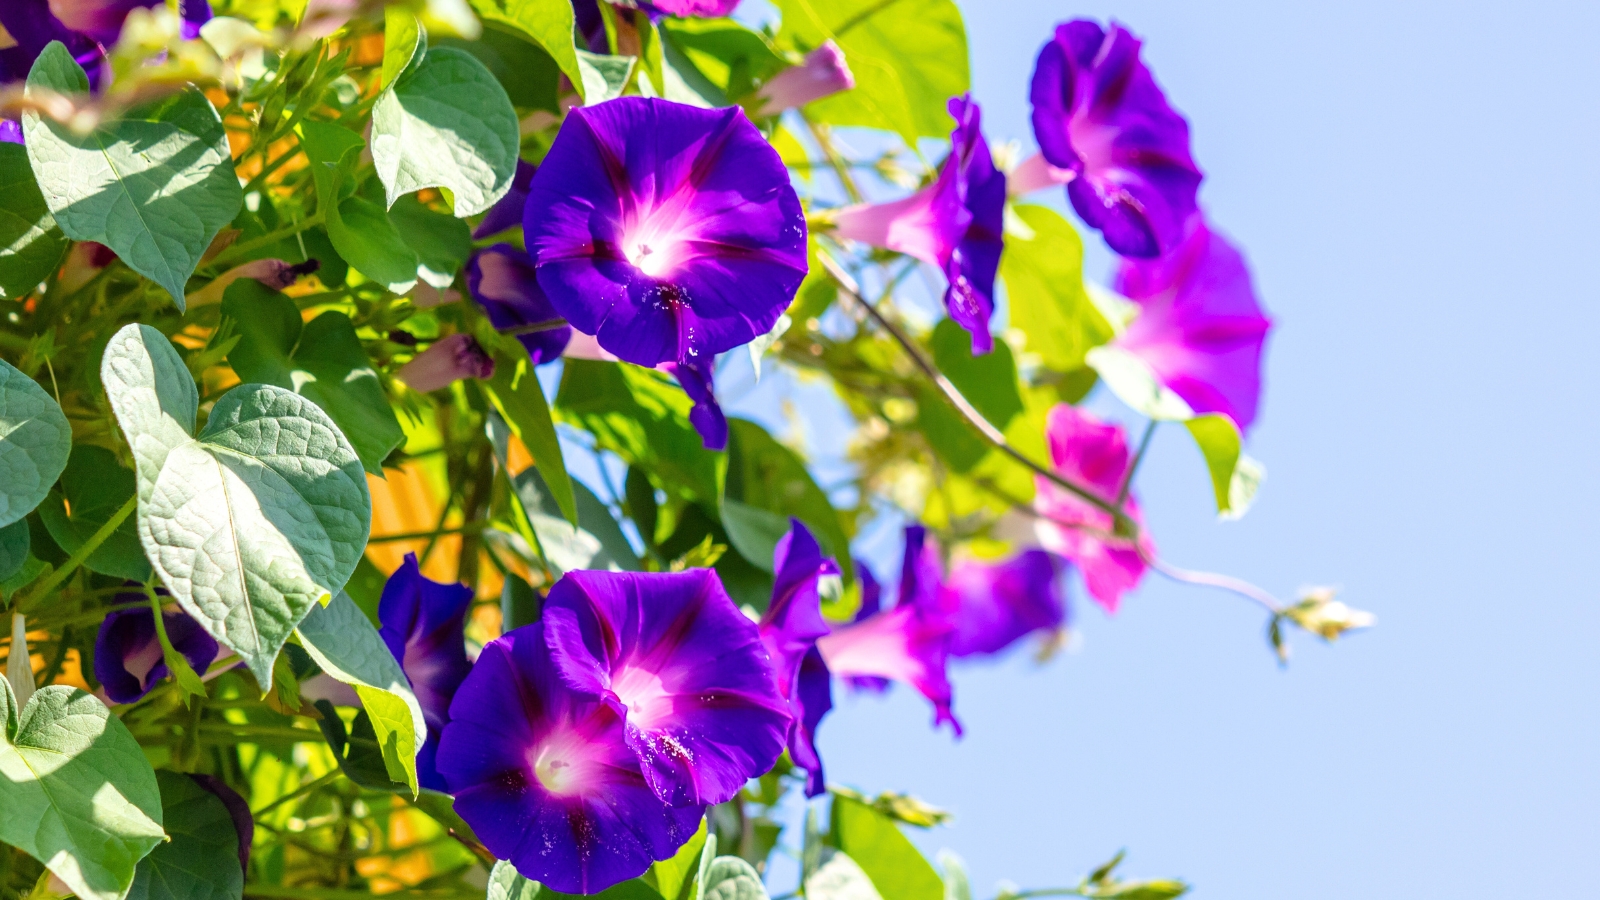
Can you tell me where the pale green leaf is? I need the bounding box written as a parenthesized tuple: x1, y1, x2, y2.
(1085, 345, 1194, 421)
(576, 50, 638, 104)
(382, 7, 427, 87)
(468, 0, 585, 99)
(0, 681, 165, 900)
(648, 817, 708, 900)
(487, 861, 542, 900)
(937, 850, 969, 900)
(128, 772, 244, 900)
(700, 857, 767, 900)
(1001, 205, 1112, 383)
(297, 591, 425, 795)
(372, 46, 520, 218)
(805, 850, 882, 900)
(23, 43, 241, 309)
(0, 142, 67, 301)
(486, 349, 576, 525)
(102, 324, 372, 685)
(830, 794, 942, 900)
(0, 355, 71, 528)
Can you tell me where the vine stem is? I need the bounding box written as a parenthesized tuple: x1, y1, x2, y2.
(1140, 549, 1284, 614)
(16, 494, 137, 613)
(820, 253, 1121, 518)
(213, 210, 327, 266)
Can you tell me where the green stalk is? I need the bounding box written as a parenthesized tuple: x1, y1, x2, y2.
(16, 493, 137, 613)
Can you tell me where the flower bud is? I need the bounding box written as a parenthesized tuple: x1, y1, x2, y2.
(396, 333, 495, 393)
(756, 40, 855, 115)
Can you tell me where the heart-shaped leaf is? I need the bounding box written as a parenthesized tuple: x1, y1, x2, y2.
(700, 857, 768, 900)
(101, 324, 371, 685)
(128, 772, 244, 900)
(37, 445, 151, 581)
(0, 680, 165, 900)
(0, 142, 68, 301)
(296, 591, 425, 794)
(299, 120, 421, 293)
(0, 354, 71, 528)
(372, 46, 520, 218)
(0, 519, 28, 582)
(23, 42, 242, 310)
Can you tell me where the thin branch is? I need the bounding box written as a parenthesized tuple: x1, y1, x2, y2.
(1141, 549, 1284, 614)
(1116, 420, 1158, 507)
(16, 493, 137, 613)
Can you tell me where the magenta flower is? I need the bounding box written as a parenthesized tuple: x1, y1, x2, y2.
(541, 569, 789, 807)
(759, 521, 839, 797)
(467, 245, 573, 366)
(946, 550, 1067, 658)
(645, 0, 740, 16)
(1114, 216, 1271, 432)
(1033, 405, 1155, 613)
(437, 625, 704, 894)
(833, 96, 1005, 353)
(396, 334, 495, 393)
(817, 526, 961, 734)
(378, 553, 474, 793)
(1029, 20, 1202, 258)
(661, 355, 726, 451)
(524, 98, 806, 368)
(94, 597, 219, 704)
(0, 1, 110, 90)
(756, 41, 855, 115)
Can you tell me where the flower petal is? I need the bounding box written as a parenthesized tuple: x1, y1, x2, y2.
(946, 551, 1067, 658)
(378, 553, 474, 792)
(468, 244, 573, 365)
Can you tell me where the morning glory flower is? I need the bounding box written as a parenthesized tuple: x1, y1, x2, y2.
(437, 624, 704, 894)
(646, 0, 741, 16)
(661, 355, 727, 451)
(94, 599, 219, 704)
(396, 334, 495, 393)
(0, 0, 109, 91)
(378, 553, 474, 793)
(1113, 216, 1272, 432)
(1032, 405, 1154, 613)
(832, 95, 1005, 353)
(541, 568, 790, 807)
(756, 41, 855, 115)
(524, 97, 807, 369)
(946, 550, 1067, 658)
(1029, 20, 1202, 258)
(467, 245, 573, 366)
(817, 526, 961, 734)
(474, 159, 537, 240)
(187, 774, 253, 873)
(759, 520, 839, 797)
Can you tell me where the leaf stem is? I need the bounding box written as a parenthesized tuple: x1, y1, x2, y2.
(252, 770, 342, 817)
(1115, 420, 1158, 507)
(1140, 549, 1283, 614)
(214, 210, 328, 266)
(800, 113, 864, 204)
(501, 318, 570, 336)
(16, 493, 137, 613)
(366, 522, 489, 545)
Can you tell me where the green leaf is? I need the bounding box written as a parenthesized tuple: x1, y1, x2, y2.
(0, 142, 67, 301)
(699, 857, 767, 900)
(487, 861, 542, 900)
(312, 700, 405, 792)
(625, 466, 660, 549)
(382, 7, 427, 87)
(128, 772, 244, 900)
(647, 817, 707, 900)
(718, 498, 790, 577)
(299, 120, 420, 293)
(372, 46, 521, 218)
(557, 360, 725, 505)
(0, 681, 165, 900)
(829, 794, 942, 900)
(576, 49, 638, 104)
(468, 0, 586, 100)
(657, 17, 786, 106)
(101, 324, 372, 686)
(499, 571, 541, 631)
(22, 43, 241, 309)
(222, 279, 404, 475)
(1084, 345, 1194, 421)
(0, 519, 28, 582)
(0, 355, 71, 528)
(388, 194, 473, 289)
(937, 851, 969, 900)
(724, 418, 852, 584)
(296, 591, 426, 795)
(438, 24, 561, 112)
(486, 349, 576, 525)
(929, 318, 1022, 430)
(37, 446, 151, 581)
(774, 0, 968, 145)
(805, 850, 882, 900)
(1001, 205, 1112, 389)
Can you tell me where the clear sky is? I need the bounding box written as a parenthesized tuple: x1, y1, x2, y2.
(745, 1, 1600, 898)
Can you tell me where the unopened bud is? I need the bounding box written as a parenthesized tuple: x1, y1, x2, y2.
(396, 334, 495, 393)
(756, 41, 855, 116)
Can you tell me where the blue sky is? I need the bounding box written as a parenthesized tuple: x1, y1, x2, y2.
(748, 1, 1600, 898)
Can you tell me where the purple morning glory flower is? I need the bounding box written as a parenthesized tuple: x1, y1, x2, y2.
(832, 95, 1005, 353)
(396, 334, 495, 393)
(946, 550, 1067, 658)
(0, 120, 22, 144)
(842, 558, 887, 693)
(1029, 20, 1203, 258)
(646, 0, 740, 16)
(1113, 215, 1272, 432)
(759, 520, 839, 797)
(474, 160, 536, 240)
(755, 40, 855, 116)
(661, 354, 727, 451)
(94, 598, 219, 704)
(178, 0, 212, 39)
(1033, 404, 1155, 613)
(467, 245, 573, 366)
(817, 526, 961, 735)
(523, 97, 807, 369)
(438, 624, 704, 894)
(378, 553, 474, 793)
(541, 568, 789, 807)
(0, 0, 110, 89)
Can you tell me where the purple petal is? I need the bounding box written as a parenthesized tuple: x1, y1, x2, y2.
(474, 159, 537, 239)
(0, 120, 21, 144)
(946, 551, 1067, 658)
(572, 0, 608, 53)
(525, 98, 807, 368)
(0, 0, 106, 86)
(1029, 20, 1202, 258)
(541, 568, 790, 807)
(660, 355, 726, 450)
(1114, 216, 1272, 432)
(439, 625, 705, 894)
(759, 521, 839, 796)
(646, 0, 741, 15)
(396, 334, 495, 392)
(187, 774, 252, 875)
(378, 553, 474, 793)
(467, 245, 573, 365)
(48, 0, 160, 46)
(93, 595, 219, 704)
(844, 559, 888, 692)
(179, 0, 212, 39)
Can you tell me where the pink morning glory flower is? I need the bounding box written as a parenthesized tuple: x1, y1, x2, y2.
(523, 97, 807, 369)
(1113, 215, 1272, 432)
(437, 624, 704, 894)
(646, 0, 740, 16)
(1033, 405, 1155, 613)
(94, 591, 218, 704)
(396, 334, 495, 393)
(817, 526, 961, 735)
(1029, 20, 1202, 258)
(756, 40, 855, 115)
(378, 553, 474, 793)
(832, 95, 1006, 354)
(946, 550, 1068, 658)
(759, 520, 840, 797)
(541, 568, 790, 807)
(467, 245, 573, 366)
